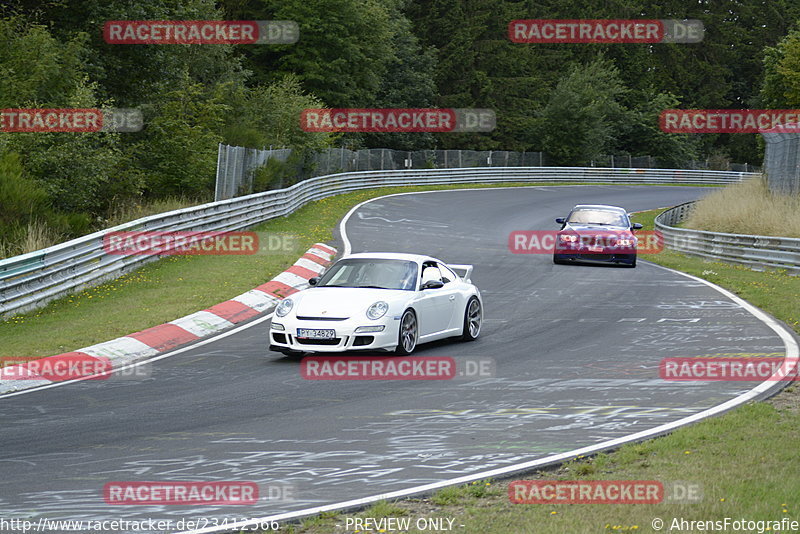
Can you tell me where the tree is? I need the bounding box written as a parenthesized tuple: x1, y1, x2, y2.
(0, 17, 127, 216)
(761, 29, 800, 108)
(537, 59, 627, 165)
(223, 75, 333, 150)
(237, 0, 395, 108)
(132, 71, 227, 198)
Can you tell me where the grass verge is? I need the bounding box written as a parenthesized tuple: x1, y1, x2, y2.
(268, 207, 800, 533)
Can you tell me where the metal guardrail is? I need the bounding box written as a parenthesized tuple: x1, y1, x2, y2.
(1, 166, 757, 318)
(655, 201, 800, 274)
(214, 143, 762, 201)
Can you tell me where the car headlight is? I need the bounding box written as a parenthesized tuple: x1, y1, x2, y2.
(366, 301, 389, 320)
(559, 234, 578, 243)
(617, 238, 634, 247)
(275, 298, 294, 317)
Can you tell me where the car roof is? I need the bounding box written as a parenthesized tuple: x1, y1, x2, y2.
(571, 204, 628, 213)
(342, 252, 440, 264)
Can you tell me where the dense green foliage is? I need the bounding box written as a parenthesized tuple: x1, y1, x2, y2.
(1, 0, 800, 254)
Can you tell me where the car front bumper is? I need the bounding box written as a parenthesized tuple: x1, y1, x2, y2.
(269, 316, 400, 353)
(554, 251, 636, 264)
(554, 243, 636, 264)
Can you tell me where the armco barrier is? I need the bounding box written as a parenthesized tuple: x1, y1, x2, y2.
(655, 201, 800, 274)
(0, 167, 755, 318)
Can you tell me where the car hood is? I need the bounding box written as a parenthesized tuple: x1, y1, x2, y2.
(293, 287, 410, 318)
(562, 223, 632, 234)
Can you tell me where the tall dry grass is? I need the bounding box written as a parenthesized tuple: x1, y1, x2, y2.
(105, 197, 199, 228)
(684, 177, 800, 237)
(0, 220, 63, 260)
(0, 198, 200, 260)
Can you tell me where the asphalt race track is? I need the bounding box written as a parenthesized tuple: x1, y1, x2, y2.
(1, 185, 795, 533)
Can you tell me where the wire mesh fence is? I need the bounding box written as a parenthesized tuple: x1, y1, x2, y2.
(762, 128, 800, 195)
(215, 144, 761, 201)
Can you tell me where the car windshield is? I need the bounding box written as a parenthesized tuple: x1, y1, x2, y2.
(316, 259, 418, 290)
(567, 209, 628, 226)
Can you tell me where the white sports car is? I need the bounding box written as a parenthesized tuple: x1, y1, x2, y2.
(269, 253, 483, 354)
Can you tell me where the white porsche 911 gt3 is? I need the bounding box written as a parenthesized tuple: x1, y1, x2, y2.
(269, 252, 482, 355)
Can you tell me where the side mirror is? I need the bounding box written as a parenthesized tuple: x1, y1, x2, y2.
(308, 276, 319, 286)
(631, 223, 643, 230)
(421, 280, 444, 290)
(555, 217, 566, 224)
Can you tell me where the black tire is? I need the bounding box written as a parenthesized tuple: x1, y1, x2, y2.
(461, 296, 482, 341)
(553, 256, 566, 265)
(395, 309, 418, 354)
(626, 256, 637, 268)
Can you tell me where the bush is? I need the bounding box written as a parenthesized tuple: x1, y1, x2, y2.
(0, 151, 91, 257)
(252, 150, 318, 193)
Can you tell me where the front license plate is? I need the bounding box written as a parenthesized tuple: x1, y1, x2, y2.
(588, 246, 604, 253)
(297, 328, 335, 339)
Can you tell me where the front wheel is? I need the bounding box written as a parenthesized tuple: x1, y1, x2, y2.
(461, 297, 482, 341)
(396, 309, 418, 354)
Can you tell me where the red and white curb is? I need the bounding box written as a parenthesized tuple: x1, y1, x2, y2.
(0, 243, 336, 394)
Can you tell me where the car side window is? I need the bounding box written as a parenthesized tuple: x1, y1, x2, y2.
(420, 264, 443, 285)
(438, 264, 457, 284)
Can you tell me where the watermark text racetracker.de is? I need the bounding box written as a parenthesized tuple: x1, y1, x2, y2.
(660, 357, 799, 381)
(103, 481, 294, 505)
(104, 20, 298, 44)
(0, 355, 150, 382)
(301, 356, 496, 380)
(660, 109, 800, 133)
(102, 231, 299, 256)
(104, 481, 254, 505)
(0, 108, 142, 132)
(509, 480, 702, 504)
(508, 230, 663, 254)
(509, 19, 704, 43)
(300, 108, 496, 132)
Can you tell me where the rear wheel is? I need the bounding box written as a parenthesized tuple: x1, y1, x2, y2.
(396, 309, 418, 354)
(626, 256, 637, 268)
(553, 256, 566, 265)
(461, 297, 482, 341)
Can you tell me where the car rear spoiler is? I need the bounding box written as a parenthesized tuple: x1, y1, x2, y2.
(448, 264, 473, 283)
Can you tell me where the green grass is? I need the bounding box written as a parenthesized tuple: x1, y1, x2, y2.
(265, 207, 800, 534)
